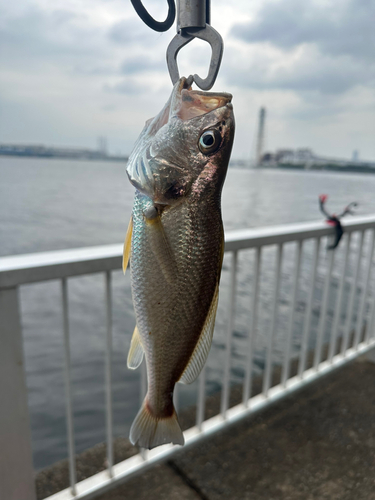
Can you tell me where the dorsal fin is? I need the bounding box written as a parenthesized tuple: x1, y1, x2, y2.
(178, 281, 219, 385)
(123, 216, 133, 275)
(127, 325, 144, 370)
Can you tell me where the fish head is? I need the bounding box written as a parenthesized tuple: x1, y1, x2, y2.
(126, 77, 234, 205)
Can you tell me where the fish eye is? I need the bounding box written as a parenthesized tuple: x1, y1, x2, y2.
(198, 129, 222, 155)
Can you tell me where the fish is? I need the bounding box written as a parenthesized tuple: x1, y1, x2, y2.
(123, 77, 235, 449)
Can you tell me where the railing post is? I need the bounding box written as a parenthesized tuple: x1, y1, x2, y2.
(366, 348, 375, 364)
(0, 287, 36, 500)
(221, 251, 238, 417)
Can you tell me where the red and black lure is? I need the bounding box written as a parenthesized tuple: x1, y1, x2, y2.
(319, 194, 357, 250)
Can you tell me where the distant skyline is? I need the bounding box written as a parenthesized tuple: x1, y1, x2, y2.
(1, 0, 374, 161)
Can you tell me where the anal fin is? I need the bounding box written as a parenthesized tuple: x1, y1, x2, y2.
(127, 325, 144, 370)
(123, 216, 133, 275)
(178, 281, 219, 385)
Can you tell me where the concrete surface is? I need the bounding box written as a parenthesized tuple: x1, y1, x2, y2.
(36, 357, 375, 500)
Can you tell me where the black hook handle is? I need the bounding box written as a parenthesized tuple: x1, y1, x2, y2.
(130, 0, 175, 32)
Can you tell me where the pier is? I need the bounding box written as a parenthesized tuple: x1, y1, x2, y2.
(35, 354, 375, 499)
(1, 216, 375, 500)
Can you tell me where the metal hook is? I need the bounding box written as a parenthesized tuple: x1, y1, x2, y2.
(131, 0, 224, 90)
(166, 24, 223, 91)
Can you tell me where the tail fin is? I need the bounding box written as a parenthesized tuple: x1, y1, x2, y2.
(130, 398, 184, 449)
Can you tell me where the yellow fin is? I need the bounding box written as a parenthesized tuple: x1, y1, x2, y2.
(127, 325, 144, 370)
(123, 216, 133, 275)
(178, 282, 219, 385)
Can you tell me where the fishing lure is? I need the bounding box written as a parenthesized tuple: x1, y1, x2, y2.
(319, 194, 357, 249)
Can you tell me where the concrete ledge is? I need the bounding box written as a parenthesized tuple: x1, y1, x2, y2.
(36, 357, 375, 500)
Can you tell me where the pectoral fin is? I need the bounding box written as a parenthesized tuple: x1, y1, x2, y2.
(146, 213, 177, 285)
(127, 325, 144, 369)
(178, 281, 219, 385)
(123, 216, 133, 275)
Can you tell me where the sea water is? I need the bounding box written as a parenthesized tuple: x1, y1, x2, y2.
(1, 157, 375, 469)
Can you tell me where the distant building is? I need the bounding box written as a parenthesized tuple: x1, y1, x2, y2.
(259, 146, 375, 173)
(275, 149, 294, 162)
(0, 143, 127, 162)
(261, 148, 314, 168)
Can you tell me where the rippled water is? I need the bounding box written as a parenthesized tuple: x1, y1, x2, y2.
(1, 157, 375, 469)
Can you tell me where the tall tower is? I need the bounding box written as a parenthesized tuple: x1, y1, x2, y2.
(352, 150, 359, 162)
(255, 107, 266, 167)
(97, 136, 108, 156)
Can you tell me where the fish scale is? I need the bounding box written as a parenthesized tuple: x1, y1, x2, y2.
(131, 190, 222, 388)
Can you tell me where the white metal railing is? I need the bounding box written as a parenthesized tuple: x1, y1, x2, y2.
(1, 215, 375, 500)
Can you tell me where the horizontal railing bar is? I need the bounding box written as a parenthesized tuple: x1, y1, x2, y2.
(224, 215, 375, 251)
(2, 215, 375, 288)
(0, 245, 123, 288)
(44, 338, 375, 500)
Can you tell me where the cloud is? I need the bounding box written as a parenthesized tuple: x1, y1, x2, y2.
(225, 0, 375, 96)
(0, 5, 108, 66)
(0, 0, 374, 160)
(223, 44, 374, 95)
(107, 17, 170, 48)
(108, 19, 152, 45)
(120, 56, 165, 75)
(104, 79, 148, 95)
(231, 0, 375, 61)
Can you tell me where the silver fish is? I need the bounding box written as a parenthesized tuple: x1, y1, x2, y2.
(123, 77, 235, 449)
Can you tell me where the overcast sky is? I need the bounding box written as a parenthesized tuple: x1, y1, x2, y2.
(1, 0, 374, 160)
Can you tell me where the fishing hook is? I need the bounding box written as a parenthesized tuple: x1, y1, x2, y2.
(319, 195, 358, 250)
(166, 25, 223, 90)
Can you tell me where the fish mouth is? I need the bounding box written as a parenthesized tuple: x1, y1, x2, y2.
(172, 77, 232, 122)
(126, 77, 234, 202)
